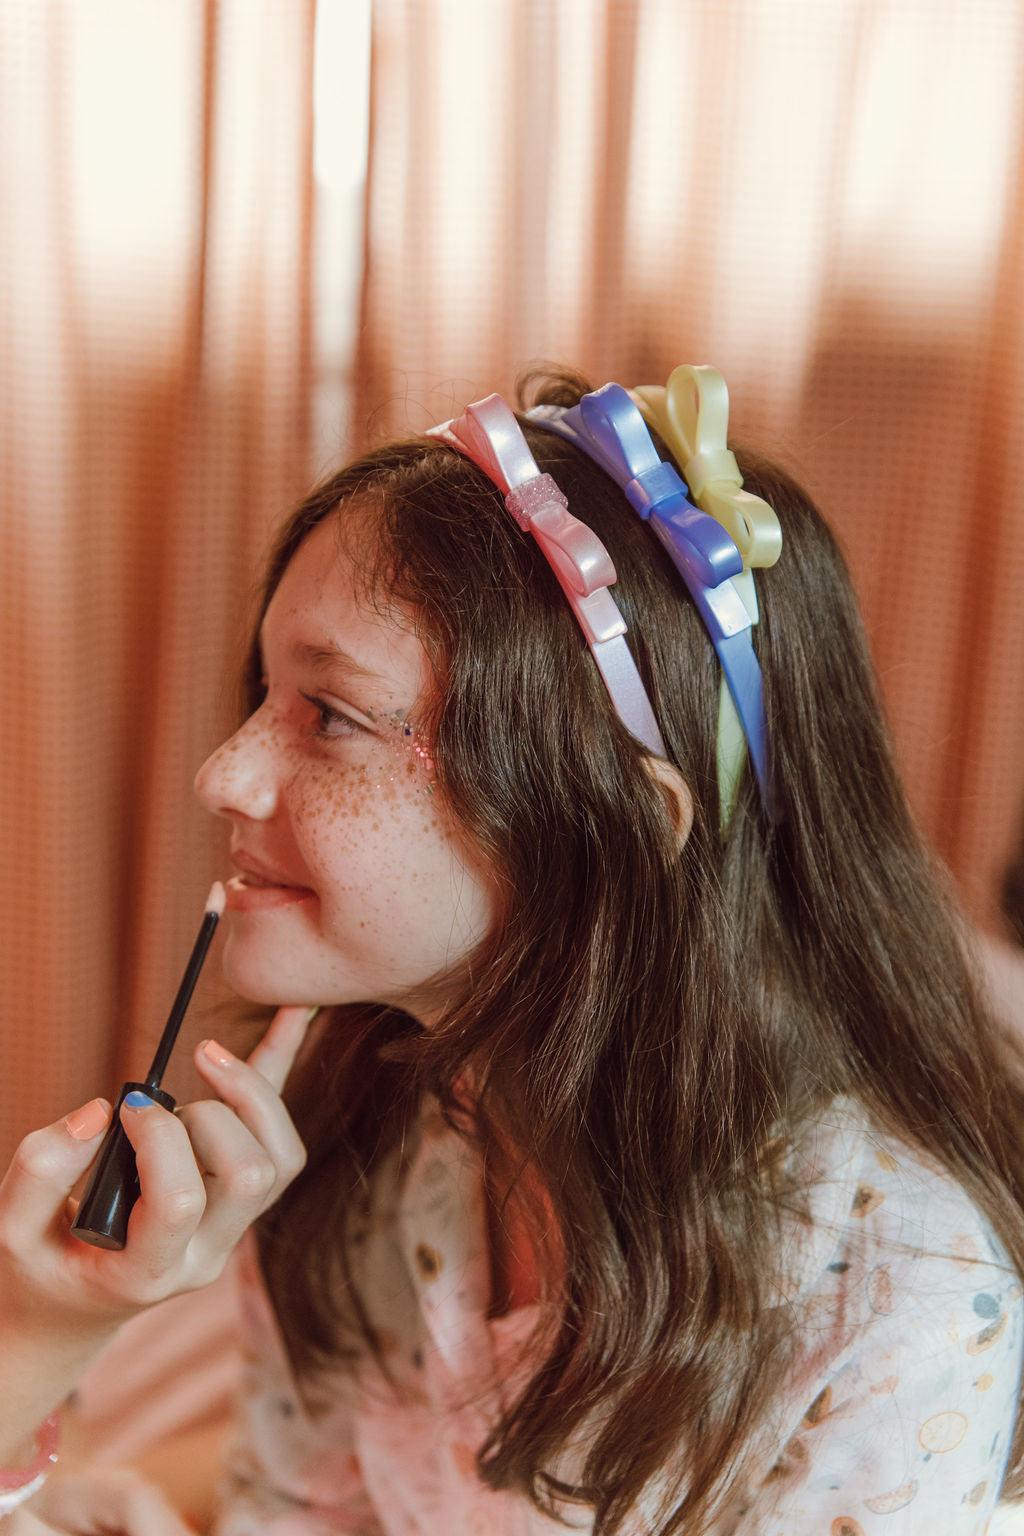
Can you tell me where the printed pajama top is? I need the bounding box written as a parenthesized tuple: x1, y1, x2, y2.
(211, 1099, 1024, 1535)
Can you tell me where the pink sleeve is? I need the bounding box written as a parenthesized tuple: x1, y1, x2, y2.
(211, 1236, 386, 1536)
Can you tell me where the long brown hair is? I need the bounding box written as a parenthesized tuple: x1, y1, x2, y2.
(251, 372, 1024, 1532)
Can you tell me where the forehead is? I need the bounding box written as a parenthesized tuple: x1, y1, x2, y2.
(264, 516, 430, 704)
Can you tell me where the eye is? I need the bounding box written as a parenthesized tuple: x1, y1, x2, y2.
(300, 691, 364, 741)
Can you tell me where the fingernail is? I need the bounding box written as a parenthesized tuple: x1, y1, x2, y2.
(64, 1098, 111, 1140)
(123, 1090, 156, 1109)
(199, 1038, 234, 1068)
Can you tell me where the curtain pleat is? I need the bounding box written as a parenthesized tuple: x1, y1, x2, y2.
(0, 0, 316, 1163)
(4, 0, 1023, 1167)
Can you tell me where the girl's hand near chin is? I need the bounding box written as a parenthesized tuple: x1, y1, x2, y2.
(0, 1004, 314, 1466)
(19, 1463, 196, 1535)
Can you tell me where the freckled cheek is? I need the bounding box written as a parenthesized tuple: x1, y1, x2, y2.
(290, 760, 376, 837)
(290, 748, 438, 831)
(289, 760, 453, 895)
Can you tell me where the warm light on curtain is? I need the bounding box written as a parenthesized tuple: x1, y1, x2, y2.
(1, 0, 1022, 1513)
(354, 0, 1024, 936)
(0, 0, 317, 1164)
(3, 0, 1024, 1171)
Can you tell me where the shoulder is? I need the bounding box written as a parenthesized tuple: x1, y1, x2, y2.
(779, 1097, 1017, 1299)
(770, 1097, 1024, 1438)
(743, 1101, 1024, 1530)
(714, 1101, 1024, 1532)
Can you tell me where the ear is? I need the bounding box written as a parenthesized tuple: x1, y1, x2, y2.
(643, 755, 694, 851)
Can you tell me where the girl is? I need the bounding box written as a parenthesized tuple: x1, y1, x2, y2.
(3, 365, 1023, 1535)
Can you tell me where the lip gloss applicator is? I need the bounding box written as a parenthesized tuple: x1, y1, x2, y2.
(71, 882, 227, 1250)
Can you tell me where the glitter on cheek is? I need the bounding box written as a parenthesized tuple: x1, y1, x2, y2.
(380, 708, 436, 785)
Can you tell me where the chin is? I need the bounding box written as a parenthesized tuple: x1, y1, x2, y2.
(222, 944, 363, 1011)
(221, 943, 300, 1007)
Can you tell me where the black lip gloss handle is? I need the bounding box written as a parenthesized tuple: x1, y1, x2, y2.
(70, 1082, 176, 1250)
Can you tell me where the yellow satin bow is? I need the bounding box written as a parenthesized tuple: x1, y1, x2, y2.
(631, 366, 782, 823)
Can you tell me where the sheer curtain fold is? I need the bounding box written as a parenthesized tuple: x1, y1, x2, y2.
(4, 0, 1023, 1165)
(354, 0, 1024, 931)
(0, 0, 316, 1163)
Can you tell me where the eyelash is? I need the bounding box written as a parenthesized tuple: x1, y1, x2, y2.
(299, 692, 364, 742)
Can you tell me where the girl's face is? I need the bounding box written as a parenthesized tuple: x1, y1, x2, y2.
(194, 513, 498, 1026)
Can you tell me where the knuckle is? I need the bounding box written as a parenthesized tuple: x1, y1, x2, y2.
(154, 1184, 206, 1234)
(125, 1273, 174, 1308)
(225, 1156, 276, 1204)
(11, 1128, 60, 1184)
(187, 1252, 229, 1290)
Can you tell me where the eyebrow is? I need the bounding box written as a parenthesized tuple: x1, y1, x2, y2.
(292, 641, 387, 687)
(257, 633, 389, 691)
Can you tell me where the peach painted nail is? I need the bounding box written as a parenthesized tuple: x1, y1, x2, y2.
(199, 1038, 234, 1068)
(64, 1098, 112, 1141)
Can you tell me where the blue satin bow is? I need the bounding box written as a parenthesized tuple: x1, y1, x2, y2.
(530, 384, 772, 814)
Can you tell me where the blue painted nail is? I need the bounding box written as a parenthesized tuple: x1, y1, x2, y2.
(124, 1090, 156, 1109)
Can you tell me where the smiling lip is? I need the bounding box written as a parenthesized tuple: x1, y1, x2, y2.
(225, 854, 316, 912)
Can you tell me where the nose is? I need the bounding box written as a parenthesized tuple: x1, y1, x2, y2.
(194, 710, 280, 822)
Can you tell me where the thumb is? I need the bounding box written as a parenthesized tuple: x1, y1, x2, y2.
(0, 1099, 112, 1245)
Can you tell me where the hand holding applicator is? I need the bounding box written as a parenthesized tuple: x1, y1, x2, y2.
(71, 883, 226, 1250)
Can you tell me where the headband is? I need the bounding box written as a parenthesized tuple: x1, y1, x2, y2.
(529, 383, 774, 818)
(631, 365, 781, 617)
(426, 394, 666, 757)
(630, 365, 782, 819)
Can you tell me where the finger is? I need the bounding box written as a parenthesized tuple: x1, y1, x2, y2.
(175, 1098, 277, 1253)
(34, 1466, 196, 1535)
(122, 1482, 198, 1536)
(192, 1040, 307, 1184)
(246, 1003, 319, 1091)
(176, 1098, 275, 1198)
(117, 1097, 207, 1271)
(0, 1100, 113, 1246)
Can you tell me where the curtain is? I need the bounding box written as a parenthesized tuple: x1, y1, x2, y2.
(4, 0, 1024, 1165)
(354, 0, 1024, 937)
(0, 0, 316, 1164)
